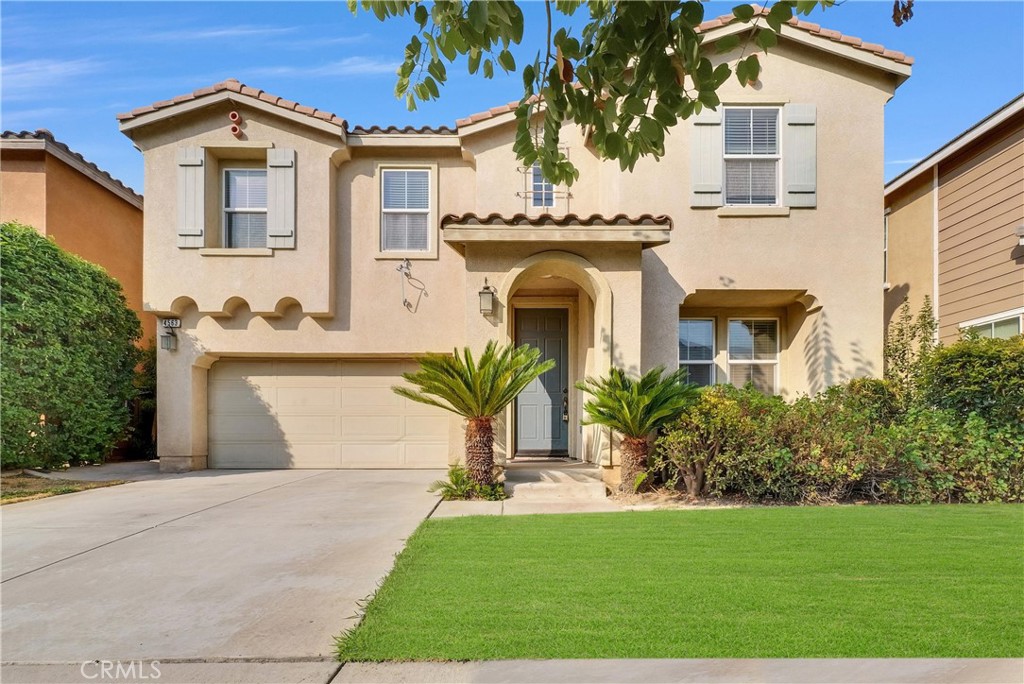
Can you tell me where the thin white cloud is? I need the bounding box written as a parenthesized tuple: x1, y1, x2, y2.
(886, 158, 924, 165)
(144, 25, 299, 42)
(247, 56, 399, 79)
(1, 58, 107, 101)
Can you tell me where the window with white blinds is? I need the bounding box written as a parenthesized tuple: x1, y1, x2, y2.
(724, 108, 780, 206)
(223, 169, 267, 248)
(728, 319, 779, 395)
(678, 319, 715, 386)
(531, 163, 555, 208)
(381, 169, 431, 252)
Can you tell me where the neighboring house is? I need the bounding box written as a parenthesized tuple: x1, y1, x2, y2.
(0, 129, 152, 343)
(118, 12, 912, 477)
(884, 95, 1024, 342)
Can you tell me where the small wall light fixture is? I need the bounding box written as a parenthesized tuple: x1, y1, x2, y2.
(479, 278, 497, 315)
(160, 318, 181, 351)
(1015, 225, 1024, 246)
(159, 329, 178, 352)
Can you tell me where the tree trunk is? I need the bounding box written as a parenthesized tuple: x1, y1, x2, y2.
(619, 436, 650, 493)
(464, 417, 495, 486)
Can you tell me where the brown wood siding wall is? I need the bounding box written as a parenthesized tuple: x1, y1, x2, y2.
(937, 115, 1024, 341)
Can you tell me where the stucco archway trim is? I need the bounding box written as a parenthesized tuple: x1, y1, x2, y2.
(497, 249, 614, 373)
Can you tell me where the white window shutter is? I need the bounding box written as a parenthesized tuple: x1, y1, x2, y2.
(784, 104, 816, 208)
(176, 147, 205, 248)
(266, 148, 296, 248)
(690, 108, 723, 207)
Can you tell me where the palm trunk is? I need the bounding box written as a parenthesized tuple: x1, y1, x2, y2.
(620, 436, 650, 493)
(465, 417, 495, 486)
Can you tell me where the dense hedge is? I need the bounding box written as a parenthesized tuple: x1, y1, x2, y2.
(653, 336, 1024, 504)
(1, 222, 142, 469)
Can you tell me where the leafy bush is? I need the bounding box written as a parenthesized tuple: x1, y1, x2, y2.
(916, 336, 1024, 426)
(1, 222, 142, 469)
(652, 377, 1021, 505)
(428, 466, 507, 501)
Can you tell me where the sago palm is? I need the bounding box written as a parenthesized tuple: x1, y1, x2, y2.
(577, 366, 698, 492)
(395, 341, 555, 486)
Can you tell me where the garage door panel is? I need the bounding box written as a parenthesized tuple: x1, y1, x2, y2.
(209, 360, 448, 469)
(275, 415, 340, 438)
(209, 415, 286, 441)
(405, 416, 450, 439)
(405, 444, 450, 468)
(276, 387, 340, 411)
(341, 444, 402, 468)
(340, 415, 402, 439)
(340, 386, 403, 409)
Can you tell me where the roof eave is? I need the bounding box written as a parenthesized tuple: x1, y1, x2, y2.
(885, 95, 1024, 196)
(119, 91, 347, 141)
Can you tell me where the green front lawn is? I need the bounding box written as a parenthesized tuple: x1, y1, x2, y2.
(337, 506, 1023, 661)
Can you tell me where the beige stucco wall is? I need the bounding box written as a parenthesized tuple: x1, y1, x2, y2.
(884, 172, 935, 330)
(126, 38, 901, 471)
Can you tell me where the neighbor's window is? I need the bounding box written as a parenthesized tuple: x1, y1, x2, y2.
(531, 162, 555, 209)
(728, 319, 779, 395)
(964, 314, 1022, 340)
(724, 108, 780, 206)
(223, 169, 267, 248)
(678, 319, 715, 387)
(381, 168, 430, 252)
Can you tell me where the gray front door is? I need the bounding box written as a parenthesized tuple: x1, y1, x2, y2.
(515, 308, 569, 455)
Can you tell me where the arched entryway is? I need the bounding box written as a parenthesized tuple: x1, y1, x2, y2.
(498, 251, 613, 465)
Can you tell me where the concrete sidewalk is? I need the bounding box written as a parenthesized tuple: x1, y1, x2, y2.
(25, 459, 170, 482)
(333, 658, 1024, 683)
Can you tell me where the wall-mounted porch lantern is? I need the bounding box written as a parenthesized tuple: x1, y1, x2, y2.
(1015, 225, 1024, 246)
(159, 330, 178, 352)
(479, 278, 497, 316)
(160, 318, 181, 352)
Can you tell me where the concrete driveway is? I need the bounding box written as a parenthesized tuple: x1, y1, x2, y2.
(1, 469, 441, 683)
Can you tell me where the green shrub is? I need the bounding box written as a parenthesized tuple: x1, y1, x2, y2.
(652, 376, 1021, 505)
(889, 409, 1024, 504)
(428, 466, 507, 501)
(1, 222, 142, 469)
(916, 336, 1024, 426)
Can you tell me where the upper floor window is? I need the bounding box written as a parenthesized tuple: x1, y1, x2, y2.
(728, 318, 779, 395)
(223, 169, 267, 249)
(531, 163, 555, 209)
(381, 168, 430, 253)
(724, 108, 780, 206)
(679, 319, 715, 387)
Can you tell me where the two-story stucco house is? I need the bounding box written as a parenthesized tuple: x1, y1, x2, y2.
(118, 12, 911, 478)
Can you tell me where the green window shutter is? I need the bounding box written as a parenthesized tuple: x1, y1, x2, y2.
(690, 108, 723, 207)
(784, 104, 816, 208)
(176, 147, 205, 248)
(266, 148, 296, 249)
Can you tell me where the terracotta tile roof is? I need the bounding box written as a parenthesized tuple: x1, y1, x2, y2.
(349, 124, 456, 135)
(454, 8, 912, 128)
(696, 5, 913, 65)
(116, 78, 346, 128)
(1, 129, 143, 205)
(441, 212, 673, 229)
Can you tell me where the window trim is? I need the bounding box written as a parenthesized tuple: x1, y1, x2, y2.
(530, 162, 557, 210)
(222, 167, 268, 249)
(958, 308, 1024, 339)
(722, 106, 782, 207)
(726, 317, 780, 394)
(375, 162, 438, 260)
(678, 317, 716, 386)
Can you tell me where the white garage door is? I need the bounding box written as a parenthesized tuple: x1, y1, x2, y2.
(208, 360, 450, 469)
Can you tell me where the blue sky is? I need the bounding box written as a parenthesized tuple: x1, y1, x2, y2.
(2, 1, 1022, 193)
